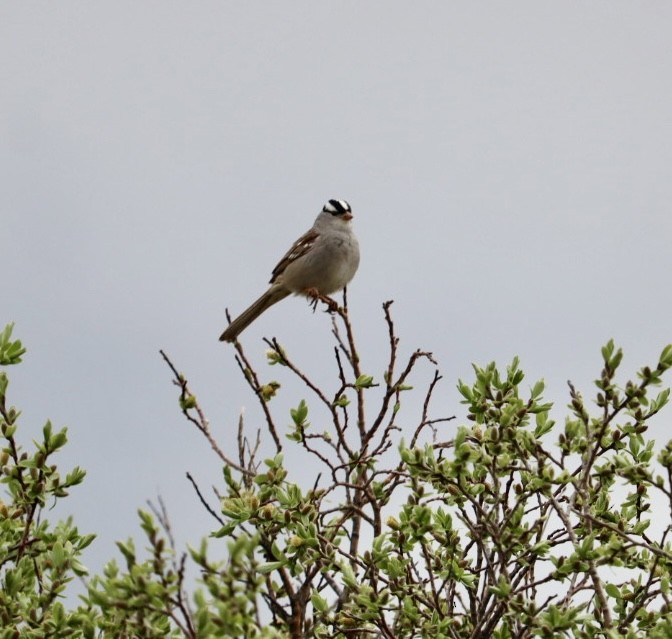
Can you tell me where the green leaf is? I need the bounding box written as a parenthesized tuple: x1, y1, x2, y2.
(489, 575, 512, 598)
(340, 562, 359, 589)
(355, 374, 375, 389)
(601, 340, 615, 363)
(115, 539, 136, 567)
(534, 411, 555, 438)
(51, 541, 66, 568)
(605, 583, 621, 598)
(333, 394, 350, 407)
(311, 593, 329, 615)
(457, 380, 473, 401)
(290, 400, 309, 426)
(79, 533, 97, 550)
(257, 560, 286, 574)
(0, 323, 27, 365)
(659, 344, 672, 370)
(266, 345, 288, 366)
(530, 378, 545, 399)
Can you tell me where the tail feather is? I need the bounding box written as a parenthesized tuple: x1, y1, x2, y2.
(219, 286, 290, 342)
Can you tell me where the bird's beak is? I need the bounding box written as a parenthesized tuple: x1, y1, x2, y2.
(343, 213, 353, 221)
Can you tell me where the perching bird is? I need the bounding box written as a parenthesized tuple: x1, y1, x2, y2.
(219, 199, 360, 342)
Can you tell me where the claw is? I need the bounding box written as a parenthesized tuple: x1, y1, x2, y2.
(304, 287, 320, 312)
(303, 288, 338, 313)
(322, 296, 338, 313)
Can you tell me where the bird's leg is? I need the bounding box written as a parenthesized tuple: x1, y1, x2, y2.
(303, 288, 338, 313)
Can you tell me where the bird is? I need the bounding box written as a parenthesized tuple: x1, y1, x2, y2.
(219, 199, 360, 342)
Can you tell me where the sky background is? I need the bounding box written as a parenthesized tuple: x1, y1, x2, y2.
(2, 2, 672, 589)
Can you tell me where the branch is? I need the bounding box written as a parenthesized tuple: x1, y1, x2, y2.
(159, 349, 254, 477)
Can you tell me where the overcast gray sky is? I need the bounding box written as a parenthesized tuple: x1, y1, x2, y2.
(2, 2, 672, 583)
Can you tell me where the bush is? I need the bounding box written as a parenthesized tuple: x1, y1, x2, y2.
(3, 301, 672, 637)
(0, 323, 91, 638)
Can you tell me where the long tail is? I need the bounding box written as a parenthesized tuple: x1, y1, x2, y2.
(219, 286, 290, 342)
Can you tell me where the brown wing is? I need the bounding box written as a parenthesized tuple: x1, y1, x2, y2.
(269, 228, 320, 284)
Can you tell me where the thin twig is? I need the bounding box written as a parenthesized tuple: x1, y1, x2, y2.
(232, 342, 282, 452)
(159, 349, 254, 476)
(186, 472, 226, 526)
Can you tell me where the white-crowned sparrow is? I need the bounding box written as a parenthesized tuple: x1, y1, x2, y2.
(219, 199, 360, 342)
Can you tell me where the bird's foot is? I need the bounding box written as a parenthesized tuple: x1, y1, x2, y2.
(304, 288, 338, 313)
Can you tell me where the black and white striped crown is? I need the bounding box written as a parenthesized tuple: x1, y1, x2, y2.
(323, 199, 351, 216)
